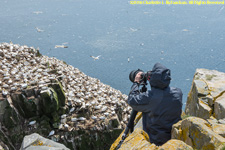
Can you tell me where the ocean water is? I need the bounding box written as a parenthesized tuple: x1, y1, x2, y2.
(1, 0, 225, 110)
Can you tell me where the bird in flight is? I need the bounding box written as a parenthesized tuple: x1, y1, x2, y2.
(90, 55, 101, 60)
(33, 11, 43, 14)
(55, 45, 68, 48)
(55, 42, 68, 48)
(129, 27, 140, 32)
(35, 27, 44, 32)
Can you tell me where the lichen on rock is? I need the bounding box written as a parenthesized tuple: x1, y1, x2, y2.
(172, 117, 225, 149)
(185, 68, 225, 120)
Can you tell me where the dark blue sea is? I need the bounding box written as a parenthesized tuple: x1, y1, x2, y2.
(1, 0, 225, 109)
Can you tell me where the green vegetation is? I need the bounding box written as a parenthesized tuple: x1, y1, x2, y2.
(205, 74, 217, 81)
(36, 50, 42, 57)
(221, 144, 225, 150)
(194, 75, 200, 80)
(46, 61, 50, 68)
(181, 112, 191, 120)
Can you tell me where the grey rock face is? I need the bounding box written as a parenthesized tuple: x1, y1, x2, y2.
(185, 69, 225, 120)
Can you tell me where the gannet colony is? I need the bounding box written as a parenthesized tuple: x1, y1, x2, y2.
(0, 42, 131, 149)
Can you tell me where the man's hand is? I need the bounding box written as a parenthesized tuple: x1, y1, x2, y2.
(134, 72, 143, 83)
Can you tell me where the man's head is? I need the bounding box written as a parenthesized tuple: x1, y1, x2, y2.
(149, 63, 171, 89)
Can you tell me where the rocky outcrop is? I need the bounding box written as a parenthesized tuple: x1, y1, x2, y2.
(117, 128, 153, 150)
(0, 42, 132, 149)
(111, 68, 225, 150)
(2, 42, 225, 150)
(111, 127, 192, 150)
(20, 133, 70, 150)
(172, 117, 225, 149)
(172, 68, 225, 150)
(158, 139, 193, 150)
(185, 68, 225, 120)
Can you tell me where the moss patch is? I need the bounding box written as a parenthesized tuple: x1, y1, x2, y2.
(205, 74, 217, 81)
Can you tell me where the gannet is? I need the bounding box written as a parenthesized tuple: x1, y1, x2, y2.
(55, 45, 68, 48)
(33, 11, 43, 14)
(90, 55, 101, 60)
(35, 27, 44, 32)
(130, 28, 138, 32)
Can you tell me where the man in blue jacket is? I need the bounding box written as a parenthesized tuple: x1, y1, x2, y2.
(128, 63, 182, 146)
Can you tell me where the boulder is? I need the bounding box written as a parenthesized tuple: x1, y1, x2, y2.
(158, 139, 193, 150)
(112, 127, 193, 150)
(172, 117, 225, 149)
(212, 124, 225, 138)
(40, 88, 59, 114)
(206, 116, 219, 127)
(20, 133, 69, 150)
(50, 82, 66, 106)
(2, 96, 23, 128)
(214, 93, 225, 120)
(117, 128, 154, 150)
(185, 69, 225, 120)
(10, 92, 38, 118)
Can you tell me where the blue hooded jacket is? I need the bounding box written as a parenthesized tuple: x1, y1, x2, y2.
(128, 63, 182, 145)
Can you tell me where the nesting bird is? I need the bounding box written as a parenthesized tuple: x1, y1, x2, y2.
(48, 130, 55, 137)
(0, 42, 132, 134)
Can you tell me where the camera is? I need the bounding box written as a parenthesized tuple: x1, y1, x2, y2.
(129, 69, 151, 85)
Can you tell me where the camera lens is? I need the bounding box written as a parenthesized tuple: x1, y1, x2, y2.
(129, 69, 143, 83)
(129, 70, 136, 82)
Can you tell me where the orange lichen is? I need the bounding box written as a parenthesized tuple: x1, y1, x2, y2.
(110, 112, 143, 150)
(32, 140, 52, 147)
(119, 128, 152, 150)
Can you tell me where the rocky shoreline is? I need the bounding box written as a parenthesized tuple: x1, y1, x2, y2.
(0, 42, 132, 149)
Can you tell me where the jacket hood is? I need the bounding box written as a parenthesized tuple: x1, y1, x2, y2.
(150, 63, 171, 89)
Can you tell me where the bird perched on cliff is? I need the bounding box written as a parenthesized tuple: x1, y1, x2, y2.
(48, 130, 55, 137)
(90, 55, 101, 61)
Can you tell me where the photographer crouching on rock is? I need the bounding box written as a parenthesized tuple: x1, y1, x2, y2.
(128, 63, 183, 146)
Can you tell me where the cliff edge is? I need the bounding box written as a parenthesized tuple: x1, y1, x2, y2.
(111, 69, 225, 149)
(0, 42, 132, 150)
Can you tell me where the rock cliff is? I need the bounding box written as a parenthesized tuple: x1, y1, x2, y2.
(111, 69, 225, 149)
(185, 68, 225, 120)
(1, 42, 225, 150)
(0, 42, 132, 149)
